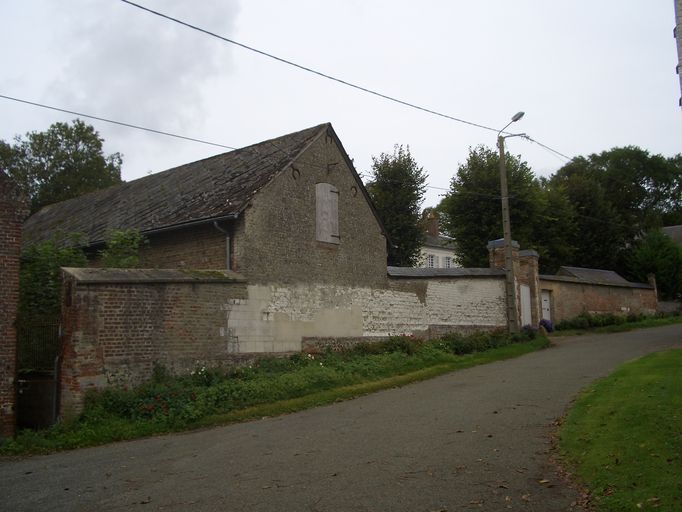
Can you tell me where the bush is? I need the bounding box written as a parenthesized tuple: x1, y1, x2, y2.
(555, 311, 659, 331)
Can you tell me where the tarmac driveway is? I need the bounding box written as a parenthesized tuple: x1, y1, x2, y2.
(2, 324, 681, 512)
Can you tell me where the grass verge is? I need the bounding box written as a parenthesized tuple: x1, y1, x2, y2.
(1, 334, 549, 456)
(558, 349, 682, 512)
(551, 313, 682, 337)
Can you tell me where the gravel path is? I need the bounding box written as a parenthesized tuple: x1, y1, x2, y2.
(2, 324, 681, 512)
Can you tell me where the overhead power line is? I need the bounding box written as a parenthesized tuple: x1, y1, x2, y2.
(119, 0, 572, 163)
(118, 0, 506, 135)
(0, 94, 237, 151)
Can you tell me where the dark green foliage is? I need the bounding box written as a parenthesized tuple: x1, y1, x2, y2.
(366, 145, 427, 266)
(627, 230, 682, 300)
(551, 147, 682, 274)
(99, 229, 147, 268)
(553, 312, 665, 331)
(439, 145, 548, 268)
(84, 331, 536, 428)
(0, 119, 122, 213)
(438, 144, 681, 275)
(18, 235, 87, 323)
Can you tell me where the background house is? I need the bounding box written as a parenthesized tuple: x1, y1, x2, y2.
(419, 212, 458, 269)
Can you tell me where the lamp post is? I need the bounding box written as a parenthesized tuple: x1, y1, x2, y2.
(498, 111, 525, 333)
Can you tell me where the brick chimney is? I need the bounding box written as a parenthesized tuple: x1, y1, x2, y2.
(425, 212, 439, 237)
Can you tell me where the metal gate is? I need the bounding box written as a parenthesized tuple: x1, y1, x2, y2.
(16, 321, 61, 429)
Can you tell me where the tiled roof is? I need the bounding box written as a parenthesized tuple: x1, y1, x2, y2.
(556, 266, 630, 285)
(423, 234, 455, 250)
(388, 267, 504, 278)
(23, 123, 330, 247)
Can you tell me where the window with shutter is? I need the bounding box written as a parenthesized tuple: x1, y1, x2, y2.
(316, 183, 339, 244)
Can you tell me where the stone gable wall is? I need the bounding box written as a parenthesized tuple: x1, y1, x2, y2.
(0, 174, 28, 438)
(233, 132, 388, 287)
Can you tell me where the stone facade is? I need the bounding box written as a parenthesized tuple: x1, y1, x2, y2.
(0, 174, 28, 438)
(232, 133, 387, 287)
(59, 267, 507, 418)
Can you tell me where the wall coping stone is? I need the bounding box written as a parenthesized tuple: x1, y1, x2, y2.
(539, 274, 653, 290)
(519, 249, 539, 258)
(62, 267, 246, 284)
(486, 238, 520, 249)
(388, 267, 505, 279)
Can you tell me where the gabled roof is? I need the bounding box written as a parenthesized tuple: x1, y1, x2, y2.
(23, 123, 331, 247)
(555, 266, 631, 286)
(662, 225, 682, 244)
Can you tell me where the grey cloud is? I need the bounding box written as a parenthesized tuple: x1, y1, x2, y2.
(48, 0, 240, 135)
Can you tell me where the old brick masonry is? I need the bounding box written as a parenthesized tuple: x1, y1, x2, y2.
(0, 174, 28, 438)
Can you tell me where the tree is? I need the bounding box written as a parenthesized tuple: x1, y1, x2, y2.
(366, 145, 427, 266)
(439, 145, 548, 268)
(550, 146, 682, 273)
(0, 119, 122, 213)
(627, 230, 682, 301)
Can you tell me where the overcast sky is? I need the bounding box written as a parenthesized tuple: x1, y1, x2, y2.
(2, 1, 680, 207)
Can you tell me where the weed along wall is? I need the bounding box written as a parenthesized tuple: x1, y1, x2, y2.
(58, 267, 508, 418)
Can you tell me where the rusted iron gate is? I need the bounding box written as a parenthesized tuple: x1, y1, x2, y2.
(16, 321, 61, 429)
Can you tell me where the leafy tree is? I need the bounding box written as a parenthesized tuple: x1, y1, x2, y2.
(100, 230, 147, 268)
(366, 145, 427, 266)
(627, 230, 682, 300)
(439, 145, 546, 268)
(551, 147, 682, 272)
(0, 119, 122, 213)
(18, 234, 87, 323)
(535, 178, 578, 273)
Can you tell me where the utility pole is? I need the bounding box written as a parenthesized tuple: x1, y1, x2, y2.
(498, 135, 519, 333)
(497, 111, 525, 333)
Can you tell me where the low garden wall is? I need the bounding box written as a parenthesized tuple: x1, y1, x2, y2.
(58, 267, 508, 418)
(539, 275, 657, 323)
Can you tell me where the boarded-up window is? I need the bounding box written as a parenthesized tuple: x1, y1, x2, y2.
(316, 183, 339, 244)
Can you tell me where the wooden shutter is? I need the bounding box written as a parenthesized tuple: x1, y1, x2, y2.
(316, 183, 339, 244)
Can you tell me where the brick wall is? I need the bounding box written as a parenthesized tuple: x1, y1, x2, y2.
(233, 131, 388, 287)
(59, 268, 248, 418)
(59, 268, 506, 417)
(0, 174, 28, 438)
(140, 224, 228, 269)
(539, 277, 657, 323)
(87, 223, 229, 270)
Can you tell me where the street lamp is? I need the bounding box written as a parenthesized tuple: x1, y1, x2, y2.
(498, 111, 525, 333)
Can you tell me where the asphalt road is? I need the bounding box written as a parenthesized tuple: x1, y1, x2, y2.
(2, 324, 681, 512)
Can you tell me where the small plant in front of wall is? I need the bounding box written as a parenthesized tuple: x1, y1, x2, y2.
(99, 229, 147, 268)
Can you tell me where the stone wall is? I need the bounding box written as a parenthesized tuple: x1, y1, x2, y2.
(539, 276, 657, 323)
(233, 131, 388, 287)
(59, 268, 506, 417)
(59, 268, 248, 418)
(0, 174, 28, 438)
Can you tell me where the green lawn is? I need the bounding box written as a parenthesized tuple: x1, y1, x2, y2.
(1, 333, 549, 455)
(552, 313, 682, 337)
(559, 349, 682, 512)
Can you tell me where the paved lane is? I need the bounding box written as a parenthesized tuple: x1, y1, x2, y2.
(2, 324, 681, 511)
